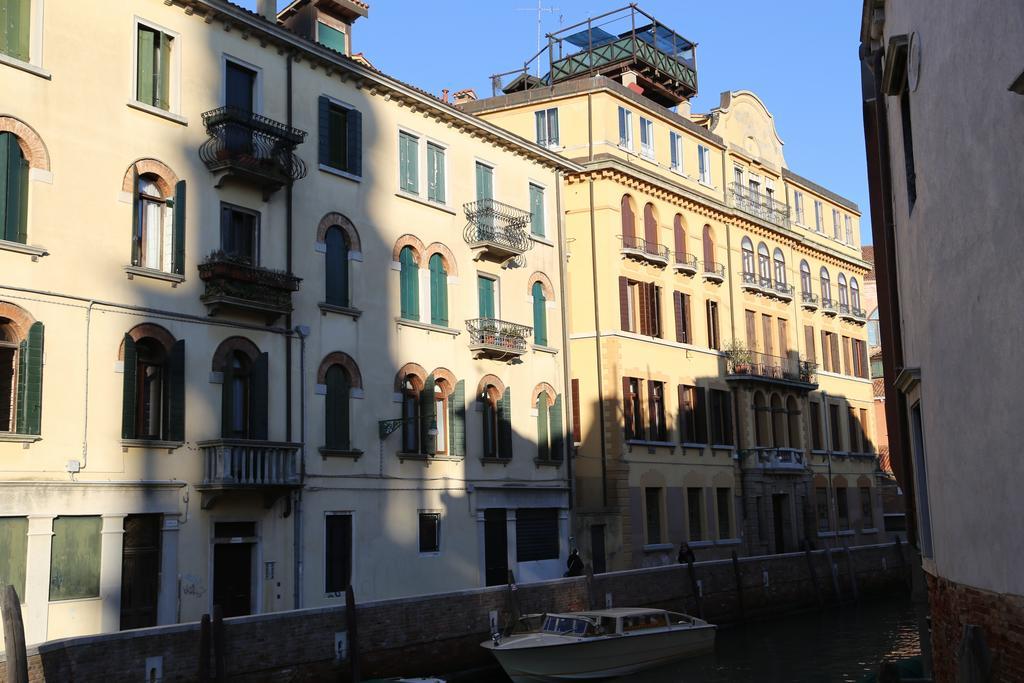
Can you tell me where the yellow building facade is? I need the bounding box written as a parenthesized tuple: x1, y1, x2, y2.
(0, 0, 578, 646)
(465, 6, 885, 572)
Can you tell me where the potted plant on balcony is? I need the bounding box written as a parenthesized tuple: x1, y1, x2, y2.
(724, 339, 753, 374)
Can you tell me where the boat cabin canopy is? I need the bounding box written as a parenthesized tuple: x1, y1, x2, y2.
(541, 608, 695, 637)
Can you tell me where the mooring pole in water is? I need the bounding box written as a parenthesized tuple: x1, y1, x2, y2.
(686, 558, 703, 619)
(845, 546, 860, 602)
(1, 585, 28, 683)
(198, 613, 211, 683)
(212, 605, 225, 683)
(504, 570, 521, 636)
(585, 565, 595, 611)
(346, 584, 361, 683)
(825, 547, 842, 603)
(730, 551, 745, 622)
(804, 548, 824, 609)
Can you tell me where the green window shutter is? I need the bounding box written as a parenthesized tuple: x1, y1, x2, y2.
(477, 276, 494, 320)
(0, 132, 9, 240)
(166, 340, 185, 442)
(136, 27, 156, 106)
(327, 105, 347, 170)
(550, 394, 564, 461)
(157, 32, 171, 111)
(532, 281, 547, 346)
(346, 108, 362, 176)
(172, 180, 186, 275)
(535, 110, 546, 146)
(428, 253, 447, 326)
(220, 358, 234, 438)
(419, 373, 435, 455)
(536, 395, 549, 461)
(450, 379, 465, 456)
(325, 365, 350, 450)
(14, 338, 27, 432)
(498, 386, 513, 459)
(0, 516, 28, 600)
(427, 143, 444, 203)
(317, 96, 330, 167)
(251, 352, 269, 440)
(21, 322, 43, 435)
(317, 22, 346, 52)
(529, 184, 544, 237)
(130, 166, 140, 266)
(549, 109, 559, 146)
(1, 132, 28, 244)
(475, 162, 493, 200)
(399, 246, 419, 320)
(399, 132, 418, 193)
(325, 227, 349, 306)
(121, 334, 137, 439)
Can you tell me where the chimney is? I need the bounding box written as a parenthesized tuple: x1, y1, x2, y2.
(677, 99, 692, 117)
(452, 88, 477, 105)
(257, 0, 277, 22)
(441, 89, 450, 103)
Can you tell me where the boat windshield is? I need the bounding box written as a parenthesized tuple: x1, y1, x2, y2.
(542, 616, 593, 636)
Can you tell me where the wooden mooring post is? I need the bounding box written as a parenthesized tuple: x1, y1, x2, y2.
(198, 613, 211, 683)
(845, 546, 860, 602)
(503, 570, 521, 636)
(825, 547, 842, 603)
(212, 605, 225, 683)
(1, 585, 28, 683)
(686, 558, 704, 619)
(730, 551, 745, 622)
(804, 548, 824, 609)
(346, 584, 361, 683)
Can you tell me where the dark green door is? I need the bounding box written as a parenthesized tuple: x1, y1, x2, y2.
(477, 276, 495, 320)
(225, 61, 256, 154)
(476, 162, 494, 235)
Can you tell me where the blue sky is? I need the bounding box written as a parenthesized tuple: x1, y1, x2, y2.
(244, 1, 870, 242)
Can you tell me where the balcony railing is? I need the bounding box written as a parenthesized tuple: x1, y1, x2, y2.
(200, 106, 307, 197)
(467, 317, 532, 361)
(673, 252, 698, 274)
(772, 282, 795, 301)
(463, 199, 532, 263)
(702, 261, 725, 282)
(729, 182, 790, 228)
(745, 447, 807, 473)
(740, 270, 761, 293)
(801, 291, 820, 310)
(821, 297, 838, 315)
(197, 439, 301, 508)
(620, 235, 670, 266)
(725, 349, 817, 386)
(839, 304, 868, 323)
(198, 252, 302, 324)
(851, 306, 868, 322)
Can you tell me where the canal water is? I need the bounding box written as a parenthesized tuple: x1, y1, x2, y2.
(482, 598, 920, 682)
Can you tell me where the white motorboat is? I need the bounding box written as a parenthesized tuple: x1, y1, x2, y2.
(480, 607, 715, 682)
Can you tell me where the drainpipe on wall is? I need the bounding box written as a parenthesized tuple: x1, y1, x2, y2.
(555, 170, 573, 511)
(587, 179, 608, 508)
(75, 300, 96, 474)
(821, 391, 837, 550)
(293, 324, 308, 610)
(285, 54, 294, 444)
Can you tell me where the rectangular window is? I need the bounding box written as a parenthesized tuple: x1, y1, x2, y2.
(325, 513, 353, 592)
(136, 25, 173, 111)
(686, 487, 703, 541)
(669, 131, 683, 172)
(832, 208, 841, 239)
(648, 381, 666, 441)
(698, 145, 711, 185)
(745, 309, 757, 352)
(319, 96, 361, 176)
(625, 280, 638, 332)
(829, 403, 842, 451)
(0, 516, 28, 599)
(836, 487, 850, 530)
(777, 318, 788, 358)
(1, 0, 31, 61)
(706, 300, 720, 350)
(624, 377, 643, 441)
(673, 291, 691, 344)
(804, 325, 816, 364)
(761, 314, 774, 357)
(709, 389, 733, 445)
(814, 200, 824, 232)
(639, 117, 654, 158)
(816, 487, 830, 532)
(477, 274, 497, 319)
(716, 488, 732, 540)
(317, 21, 346, 52)
(860, 487, 874, 529)
(325, 102, 349, 170)
(860, 408, 871, 451)
(418, 512, 440, 553)
(733, 166, 744, 188)
(680, 385, 707, 444)
(810, 401, 822, 450)
(529, 183, 545, 237)
(399, 131, 419, 193)
(848, 407, 860, 453)
(515, 508, 559, 562)
(618, 106, 633, 149)
(794, 191, 805, 224)
(219, 203, 259, 264)
(845, 215, 854, 244)
(645, 488, 663, 544)
(765, 179, 775, 201)
(426, 142, 446, 203)
(535, 108, 559, 147)
(49, 516, 102, 601)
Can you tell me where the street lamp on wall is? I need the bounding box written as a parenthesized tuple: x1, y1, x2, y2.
(377, 416, 437, 441)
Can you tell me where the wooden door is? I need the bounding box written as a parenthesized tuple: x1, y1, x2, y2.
(119, 514, 162, 630)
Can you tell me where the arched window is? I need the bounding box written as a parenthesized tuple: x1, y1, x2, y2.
(1, 132, 29, 245)
(213, 338, 267, 440)
(0, 308, 43, 435)
(325, 364, 352, 451)
(820, 267, 832, 302)
(786, 396, 801, 449)
(757, 242, 771, 281)
(773, 248, 786, 286)
(620, 195, 636, 247)
(227, 352, 251, 438)
(673, 214, 686, 262)
(428, 253, 448, 326)
(868, 308, 880, 347)
(127, 161, 185, 275)
(800, 260, 812, 294)
(754, 391, 769, 447)
(433, 378, 450, 455)
(741, 237, 754, 275)
(399, 246, 419, 320)
(121, 327, 184, 442)
(771, 394, 786, 447)
(534, 384, 564, 462)
(850, 277, 861, 311)
(532, 281, 547, 346)
(481, 382, 511, 459)
(134, 174, 171, 272)
(401, 373, 424, 454)
(325, 226, 350, 307)
(702, 225, 715, 270)
(838, 273, 849, 307)
(643, 202, 658, 250)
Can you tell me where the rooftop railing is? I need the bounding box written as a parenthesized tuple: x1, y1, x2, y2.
(729, 182, 791, 228)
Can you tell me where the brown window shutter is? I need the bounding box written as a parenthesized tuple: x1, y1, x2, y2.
(694, 387, 708, 443)
(619, 277, 630, 331)
(678, 384, 689, 441)
(762, 314, 773, 357)
(622, 376, 633, 439)
(842, 336, 852, 375)
(683, 293, 692, 344)
(804, 325, 816, 363)
(647, 383, 658, 440)
(621, 196, 635, 240)
(745, 310, 757, 351)
(644, 203, 658, 247)
(639, 283, 651, 336)
(821, 331, 830, 372)
(571, 379, 581, 443)
(673, 292, 684, 342)
(652, 286, 662, 338)
(830, 334, 841, 374)
(778, 319, 788, 358)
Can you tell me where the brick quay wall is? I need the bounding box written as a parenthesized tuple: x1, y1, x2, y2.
(0, 542, 910, 683)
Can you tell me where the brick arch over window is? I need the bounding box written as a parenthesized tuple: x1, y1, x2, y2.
(476, 374, 506, 398)
(0, 301, 37, 341)
(316, 212, 362, 252)
(0, 117, 50, 171)
(118, 323, 176, 360)
(531, 382, 557, 408)
(120, 158, 180, 198)
(212, 336, 261, 371)
(431, 367, 457, 395)
(317, 352, 363, 388)
(527, 272, 555, 300)
(392, 235, 425, 264)
(423, 242, 458, 276)
(394, 362, 427, 392)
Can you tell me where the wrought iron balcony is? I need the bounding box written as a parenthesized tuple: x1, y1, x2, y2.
(744, 447, 807, 473)
(620, 235, 670, 267)
(839, 304, 868, 323)
(198, 252, 302, 324)
(673, 252, 698, 275)
(725, 349, 817, 387)
(200, 107, 307, 197)
(740, 270, 761, 293)
(851, 306, 868, 322)
(821, 297, 838, 315)
(196, 439, 301, 509)
(463, 199, 533, 264)
(772, 282, 795, 301)
(702, 261, 725, 283)
(801, 291, 820, 310)
(729, 182, 791, 229)
(466, 317, 533, 362)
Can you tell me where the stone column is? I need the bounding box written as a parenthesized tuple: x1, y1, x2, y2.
(157, 516, 181, 625)
(558, 508, 571, 568)
(98, 514, 126, 633)
(23, 515, 54, 645)
(506, 509, 517, 582)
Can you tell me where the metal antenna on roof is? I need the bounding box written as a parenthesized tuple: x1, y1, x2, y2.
(516, 0, 561, 77)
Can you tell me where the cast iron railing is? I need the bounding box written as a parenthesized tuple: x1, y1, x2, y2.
(740, 270, 760, 290)
(620, 234, 670, 264)
(463, 199, 532, 255)
(198, 251, 301, 316)
(199, 107, 307, 184)
(725, 349, 817, 384)
(702, 261, 725, 280)
(746, 447, 806, 471)
(673, 252, 698, 273)
(466, 318, 532, 355)
(821, 297, 838, 314)
(198, 439, 300, 487)
(729, 182, 791, 228)
(772, 282, 795, 299)
(801, 291, 820, 308)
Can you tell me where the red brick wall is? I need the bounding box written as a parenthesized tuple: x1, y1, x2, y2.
(927, 573, 1024, 683)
